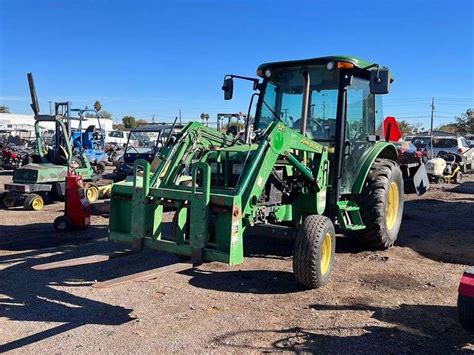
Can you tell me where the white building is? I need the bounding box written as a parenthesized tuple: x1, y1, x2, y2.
(0, 113, 114, 132)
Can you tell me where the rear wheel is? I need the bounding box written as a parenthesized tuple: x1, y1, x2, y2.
(94, 161, 106, 175)
(24, 193, 44, 211)
(293, 215, 336, 289)
(54, 215, 72, 232)
(352, 158, 404, 250)
(1, 192, 16, 209)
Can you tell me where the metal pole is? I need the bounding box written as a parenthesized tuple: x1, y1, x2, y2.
(430, 97, 435, 158)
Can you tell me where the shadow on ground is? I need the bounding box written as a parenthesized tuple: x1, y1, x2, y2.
(400, 198, 474, 265)
(212, 303, 472, 353)
(0, 225, 180, 352)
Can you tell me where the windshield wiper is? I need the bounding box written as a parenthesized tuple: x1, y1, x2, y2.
(262, 99, 283, 122)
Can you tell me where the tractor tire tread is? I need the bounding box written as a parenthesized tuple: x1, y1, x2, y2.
(352, 158, 403, 250)
(293, 215, 335, 289)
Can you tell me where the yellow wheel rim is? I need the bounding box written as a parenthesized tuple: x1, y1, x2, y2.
(32, 197, 43, 211)
(386, 182, 399, 230)
(86, 187, 98, 202)
(320, 232, 332, 275)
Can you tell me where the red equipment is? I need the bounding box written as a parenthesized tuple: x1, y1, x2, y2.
(458, 266, 474, 328)
(53, 173, 91, 232)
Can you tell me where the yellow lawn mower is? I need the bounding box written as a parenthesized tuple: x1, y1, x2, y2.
(425, 151, 463, 184)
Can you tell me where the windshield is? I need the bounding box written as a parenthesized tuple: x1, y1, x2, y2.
(126, 131, 162, 154)
(257, 65, 339, 140)
(411, 137, 431, 147)
(433, 138, 457, 148)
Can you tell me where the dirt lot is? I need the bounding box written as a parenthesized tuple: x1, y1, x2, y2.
(0, 169, 473, 353)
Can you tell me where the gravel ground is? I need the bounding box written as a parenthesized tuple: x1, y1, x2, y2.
(0, 169, 473, 353)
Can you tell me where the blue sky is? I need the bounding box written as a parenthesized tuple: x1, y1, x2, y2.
(0, 0, 472, 129)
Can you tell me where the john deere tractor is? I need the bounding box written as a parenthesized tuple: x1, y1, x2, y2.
(1, 73, 95, 211)
(109, 56, 404, 288)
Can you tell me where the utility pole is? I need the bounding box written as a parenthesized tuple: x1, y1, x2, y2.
(429, 97, 435, 158)
(152, 114, 155, 124)
(179, 108, 182, 124)
(48, 101, 52, 115)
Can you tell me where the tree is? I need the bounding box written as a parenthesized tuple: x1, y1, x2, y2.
(98, 110, 112, 119)
(122, 115, 137, 128)
(436, 123, 458, 134)
(113, 123, 125, 130)
(454, 109, 474, 135)
(200, 113, 210, 126)
(136, 119, 148, 127)
(397, 120, 414, 135)
(0, 105, 10, 113)
(93, 101, 102, 112)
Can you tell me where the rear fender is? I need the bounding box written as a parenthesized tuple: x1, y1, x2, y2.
(352, 142, 398, 194)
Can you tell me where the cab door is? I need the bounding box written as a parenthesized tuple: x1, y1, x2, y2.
(340, 77, 375, 193)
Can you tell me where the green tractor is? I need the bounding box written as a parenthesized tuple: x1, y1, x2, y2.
(1, 73, 95, 211)
(109, 56, 404, 289)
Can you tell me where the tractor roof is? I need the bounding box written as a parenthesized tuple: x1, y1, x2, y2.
(257, 55, 379, 71)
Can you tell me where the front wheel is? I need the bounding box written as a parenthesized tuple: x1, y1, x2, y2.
(23, 193, 44, 211)
(85, 184, 99, 202)
(352, 158, 404, 250)
(293, 215, 336, 289)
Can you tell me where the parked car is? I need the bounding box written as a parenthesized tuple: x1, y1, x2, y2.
(465, 134, 474, 147)
(105, 130, 133, 146)
(412, 136, 473, 170)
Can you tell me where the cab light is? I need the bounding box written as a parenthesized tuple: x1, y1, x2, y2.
(337, 61, 355, 69)
(256, 69, 264, 77)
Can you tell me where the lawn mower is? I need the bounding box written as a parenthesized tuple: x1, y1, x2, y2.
(70, 107, 108, 175)
(0, 73, 96, 211)
(425, 151, 463, 184)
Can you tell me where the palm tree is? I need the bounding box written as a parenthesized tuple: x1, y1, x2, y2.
(0, 105, 10, 113)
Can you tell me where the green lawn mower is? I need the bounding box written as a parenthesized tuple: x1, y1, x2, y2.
(1, 73, 95, 211)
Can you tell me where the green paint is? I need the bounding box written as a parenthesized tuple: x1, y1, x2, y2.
(351, 141, 398, 194)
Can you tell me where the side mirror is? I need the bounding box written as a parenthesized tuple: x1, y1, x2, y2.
(222, 77, 234, 100)
(370, 68, 391, 94)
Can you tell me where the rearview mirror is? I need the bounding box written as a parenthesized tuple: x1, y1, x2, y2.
(370, 68, 390, 94)
(222, 77, 234, 100)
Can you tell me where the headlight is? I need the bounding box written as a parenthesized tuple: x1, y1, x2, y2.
(327, 61, 335, 71)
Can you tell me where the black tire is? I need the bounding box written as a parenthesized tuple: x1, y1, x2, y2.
(352, 158, 404, 250)
(54, 215, 72, 232)
(2, 192, 17, 209)
(95, 161, 106, 175)
(23, 193, 44, 211)
(293, 215, 336, 289)
(458, 294, 474, 329)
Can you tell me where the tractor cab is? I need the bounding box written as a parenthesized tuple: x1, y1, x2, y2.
(254, 57, 391, 196)
(223, 56, 393, 199)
